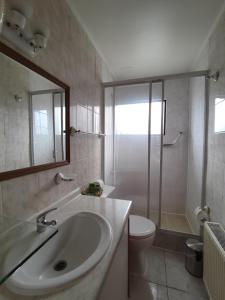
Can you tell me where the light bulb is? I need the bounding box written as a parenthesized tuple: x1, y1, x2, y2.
(6, 9, 26, 31)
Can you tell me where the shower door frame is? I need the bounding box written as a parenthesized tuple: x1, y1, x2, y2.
(103, 70, 209, 233)
(147, 80, 164, 227)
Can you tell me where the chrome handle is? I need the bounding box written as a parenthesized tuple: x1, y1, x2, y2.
(163, 131, 183, 147)
(36, 208, 57, 224)
(36, 208, 57, 233)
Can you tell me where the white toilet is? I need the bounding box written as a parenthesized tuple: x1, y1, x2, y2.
(129, 215, 156, 251)
(129, 215, 156, 274)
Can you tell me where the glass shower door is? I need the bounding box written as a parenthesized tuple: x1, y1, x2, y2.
(104, 81, 164, 224)
(109, 84, 150, 217)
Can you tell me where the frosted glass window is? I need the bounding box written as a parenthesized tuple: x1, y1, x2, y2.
(34, 110, 48, 135)
(115, 101, 165, 135)
(54, 107, 62, 135)
(215, 98, 225, 133)
(151, 102, 163, 135)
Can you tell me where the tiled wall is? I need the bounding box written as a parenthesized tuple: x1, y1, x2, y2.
(194, 8, 225, 227)
(206, 10, 225, 228)
(0, 0, 112, 220)
(186, 76, 205, 234)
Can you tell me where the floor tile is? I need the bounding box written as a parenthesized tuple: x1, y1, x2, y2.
(129, 277, 168, 300)
(165, 252, 208, 298)
(140, 247, 167, 285)
(168, 288, 208, 300)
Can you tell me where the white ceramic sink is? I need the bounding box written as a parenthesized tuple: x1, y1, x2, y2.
(5, 211, 112, 296)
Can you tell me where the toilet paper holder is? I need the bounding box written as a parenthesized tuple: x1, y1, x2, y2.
(194, 206, 210, 224)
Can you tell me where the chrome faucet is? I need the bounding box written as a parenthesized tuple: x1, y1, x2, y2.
(55, 172, 75, 184)
(36, 208, 57, 233)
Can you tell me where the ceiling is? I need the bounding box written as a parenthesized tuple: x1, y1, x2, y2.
(67, 0, 225, 81)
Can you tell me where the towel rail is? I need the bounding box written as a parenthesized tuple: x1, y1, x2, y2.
(69, 127, 105, 137)
(163, 132, 183, 147)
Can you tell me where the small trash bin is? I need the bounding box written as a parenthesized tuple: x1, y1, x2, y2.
(185, 238, 203, 277)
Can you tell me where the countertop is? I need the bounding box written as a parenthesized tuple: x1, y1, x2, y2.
(0, 191, 131, 300)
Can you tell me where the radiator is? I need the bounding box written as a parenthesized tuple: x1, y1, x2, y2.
(204, 222, 225, 300)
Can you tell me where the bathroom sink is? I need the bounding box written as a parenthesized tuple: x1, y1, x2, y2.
(5, 211, 112, 296)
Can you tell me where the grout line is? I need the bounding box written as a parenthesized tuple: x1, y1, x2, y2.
(129, 247, 208, 299)
(164, 249, 168, 286)
(150, 245, 184, 256)
(129, 276, 203, 299)
(164, 249, 170, 300)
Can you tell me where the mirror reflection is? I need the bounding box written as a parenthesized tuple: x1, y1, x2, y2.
(0, 51, 66, 173)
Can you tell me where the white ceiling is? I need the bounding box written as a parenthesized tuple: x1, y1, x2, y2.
(67, 0, 225, 80)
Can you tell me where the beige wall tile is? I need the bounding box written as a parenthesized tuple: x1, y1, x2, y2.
(194, 9, 225, 228)
(0, 0, 112, 220)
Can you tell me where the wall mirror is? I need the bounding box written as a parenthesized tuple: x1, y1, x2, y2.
(0, 42, 70, 181)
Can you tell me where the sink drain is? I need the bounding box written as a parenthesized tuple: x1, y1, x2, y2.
(53, 260, 67, 271)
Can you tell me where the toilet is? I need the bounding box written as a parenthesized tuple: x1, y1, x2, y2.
(129, 215, 156, 274)
(129, 215, 156, 251)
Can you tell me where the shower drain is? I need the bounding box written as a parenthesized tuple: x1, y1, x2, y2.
(53, 260, 67, 271)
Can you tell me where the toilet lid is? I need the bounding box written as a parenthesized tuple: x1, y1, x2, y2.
(129, 215, 156, 237)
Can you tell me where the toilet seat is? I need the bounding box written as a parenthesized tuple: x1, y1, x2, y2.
(129, 215, 156, 238)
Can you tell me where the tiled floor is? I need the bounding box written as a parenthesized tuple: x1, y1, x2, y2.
(150, 212, 192, 234)
(129, 246, 208, 300)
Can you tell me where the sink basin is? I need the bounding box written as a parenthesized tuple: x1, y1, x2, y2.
(5, 211, 112, 295)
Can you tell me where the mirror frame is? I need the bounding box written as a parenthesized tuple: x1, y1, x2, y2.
(0, 41, 70, 181)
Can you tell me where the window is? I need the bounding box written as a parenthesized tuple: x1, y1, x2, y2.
(34, 110, 48, 135)
(115, 100, 166, 135)
(215, 98, 225, 133)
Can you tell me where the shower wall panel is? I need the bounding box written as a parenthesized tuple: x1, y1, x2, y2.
(161, 78, 189, 214)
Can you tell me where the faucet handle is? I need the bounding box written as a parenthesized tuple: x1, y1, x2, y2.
(37, 208, 57, 223)
(36, 208, 57, 233)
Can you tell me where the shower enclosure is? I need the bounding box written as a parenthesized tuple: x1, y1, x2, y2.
(104, 72, 208, 235)
(29, 90, 66, 166)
